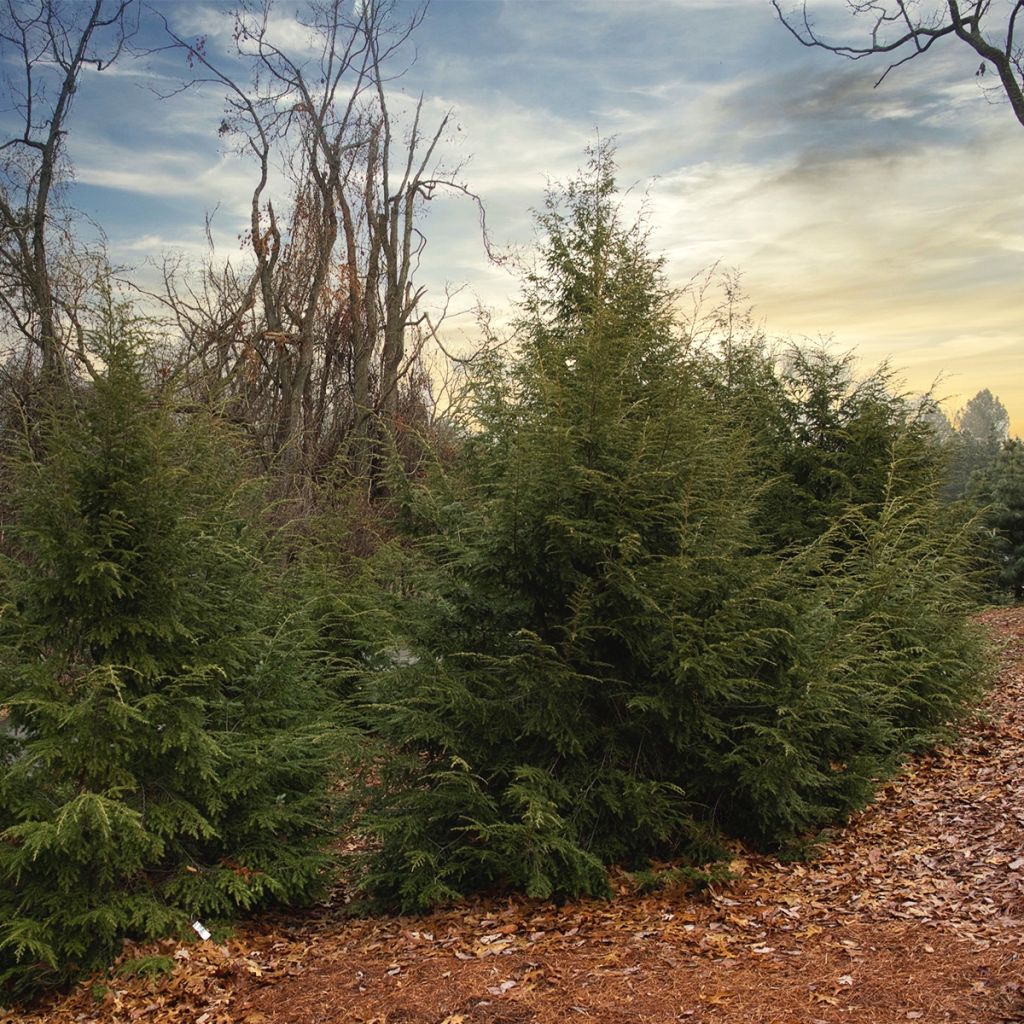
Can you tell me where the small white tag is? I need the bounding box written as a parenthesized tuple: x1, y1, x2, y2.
(191, 920, 211, 941)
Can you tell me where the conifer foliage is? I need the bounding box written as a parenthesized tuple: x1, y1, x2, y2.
(972, 438, 1024, 599)
(0, 153, 988, 1000)
(347, 147, 986, 911)
(350, 147, 750, 907)
(0, 308, 339, 999)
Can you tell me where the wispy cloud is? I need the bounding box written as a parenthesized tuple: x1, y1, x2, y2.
(46, 0, 1024, 431)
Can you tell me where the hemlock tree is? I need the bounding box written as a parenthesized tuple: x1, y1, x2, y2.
(346, 146, 764, 907)
(761, 348, 941, 551)
(344, 148, 988, 912)
(695, 343, 985, 841)
(971, 438, 1024, 598)
(0, 307, 340, 1000)
(704, 341, 949, 554)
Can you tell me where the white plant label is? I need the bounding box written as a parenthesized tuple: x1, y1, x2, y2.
(191, 920, 211, 941)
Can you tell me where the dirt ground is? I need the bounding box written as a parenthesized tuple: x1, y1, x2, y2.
(8, 608, 1024, 1024)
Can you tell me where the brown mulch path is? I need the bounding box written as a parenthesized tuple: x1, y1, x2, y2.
(9, 608, 1024, 1024)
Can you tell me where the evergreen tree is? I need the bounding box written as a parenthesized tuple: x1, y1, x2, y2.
(348, 149, 815, 907)
(0, 307, 340, 1000)
(946, 389, 1010, 500)
(349, 147, 708, 904)
(971, 439, 1024, 599)
(754, 348, 941, 551)
(695, 339, 985, 837)
(345, 149, 988, 913)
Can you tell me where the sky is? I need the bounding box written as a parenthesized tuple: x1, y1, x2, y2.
(14, 0, 1023, 432)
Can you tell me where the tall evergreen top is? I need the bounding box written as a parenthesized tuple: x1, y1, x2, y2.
(517, 143, 678, 405)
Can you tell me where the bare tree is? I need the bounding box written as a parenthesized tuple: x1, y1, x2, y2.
(772, 1, 1024, 128)
(0, 0, 135, 381)
(152, 0, 479, 488)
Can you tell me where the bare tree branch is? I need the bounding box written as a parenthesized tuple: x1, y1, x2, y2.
(772, 0, 1024, 125)
(0, 0, 136, 381)
(150, 0, 492, 490)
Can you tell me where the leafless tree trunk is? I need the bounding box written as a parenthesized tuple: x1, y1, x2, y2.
(0, 0, 135, 382)
(156, 0, 480, 490)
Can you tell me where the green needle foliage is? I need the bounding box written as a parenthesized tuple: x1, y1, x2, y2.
(0, 306, 341, 1001)
(349, 145, 747, 906)
(346, 146, 987, 911)
(711, 341, 946, 555)
(969, 438, 1024, 599)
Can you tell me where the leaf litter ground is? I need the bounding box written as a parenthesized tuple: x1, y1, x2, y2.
(9, 608, 1024, 1024)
